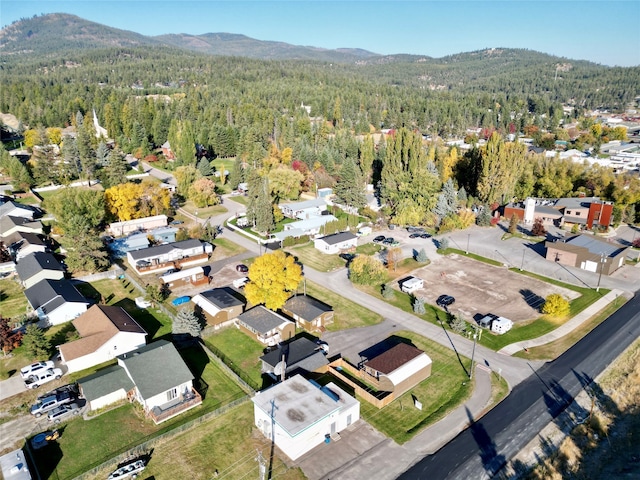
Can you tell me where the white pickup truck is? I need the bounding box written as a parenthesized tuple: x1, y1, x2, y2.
(24, 368, 63, 389)
(233, 277, 249, 289)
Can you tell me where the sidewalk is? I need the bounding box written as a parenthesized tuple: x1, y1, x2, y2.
(498, 288, 627, 355)
(298, 365, 493, 480)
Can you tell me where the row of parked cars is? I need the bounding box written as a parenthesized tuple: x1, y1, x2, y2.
(30, 383, 83, 423)
(373, 235, 400, 247)
(21, 361, 63, 390)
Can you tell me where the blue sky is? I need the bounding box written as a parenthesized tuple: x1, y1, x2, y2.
(2, 1, 639, 66)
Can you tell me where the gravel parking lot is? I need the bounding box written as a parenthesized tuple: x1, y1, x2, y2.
(403, 253, 580, 323)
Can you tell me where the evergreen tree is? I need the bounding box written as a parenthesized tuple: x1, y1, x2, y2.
(382, 283, 395, 300)
(442, 178, 458, 214)
(457, 186, 467, 203)
(61, 136, 81, 179)
(413, 297, 426, 314)
(173, 307, 203, 337)
(508, 213, 519, 234)
(63, 229, 110, 273)
(333, 157, 366, 210)
(101, 149, 128, 189)
(22, 324, 51, 359)
(476, 205, 492, 226)
(228, 156, 244, 190)
(450, 315, 467, 333)
(197, 157, 213, 177)
(245, 167, 262, 227)
(255, 177, 275, 233)
(416, 248, 428, 263)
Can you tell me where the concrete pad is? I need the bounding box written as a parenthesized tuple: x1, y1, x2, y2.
(406, 254, 580, 323)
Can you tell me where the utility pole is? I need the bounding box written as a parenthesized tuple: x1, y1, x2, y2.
(469, 324, 479, 380)
(521, 249, 525, 271)
(256, 450, 266, 480)
(596, 253, 606, 292)
(466, 234, 470, 255)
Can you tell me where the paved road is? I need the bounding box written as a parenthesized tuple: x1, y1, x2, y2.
(306, 267, 542, 388)
(399, 290, 640, 479)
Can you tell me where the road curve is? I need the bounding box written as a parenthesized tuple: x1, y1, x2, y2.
(398, 290, 640, 479)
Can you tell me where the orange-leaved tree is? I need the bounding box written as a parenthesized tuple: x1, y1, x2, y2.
(244, 251, 302, 310)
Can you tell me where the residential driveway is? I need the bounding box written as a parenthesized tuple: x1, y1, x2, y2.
(0, 375, 25, 401)
(406, 253, 580, 323)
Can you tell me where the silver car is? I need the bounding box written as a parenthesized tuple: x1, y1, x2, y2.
(47, 402, 81, 423)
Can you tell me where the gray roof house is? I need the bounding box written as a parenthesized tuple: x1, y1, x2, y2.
(313, 231, 357, 255)
(260, 337, 329, 379)
(0, 215, 43, 239)
(237, 306, 296, 346)
(77, 340, 202, 424)
(24, 278, 89, 326)
(282, 295, 334, 332)
(7, 231, 47, 261)
(126, 239, 212, 275)
(15, 252, 65, 288)
(0, 200, 35, 220)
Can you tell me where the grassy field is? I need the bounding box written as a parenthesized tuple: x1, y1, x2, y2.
(514, 296, 627, 360)
(75, 278, 173, 340)
(0, 278, 28, 320)
(32, 344, 247, 480)
(202, 327, 265, 389)
(287, 243, 346, 272)
(356, 330, 472, 444)
(97, 401, 306, 480)
(355, 242, 383, 256)
(210, 236, 248, 260)
(180, 200, 228, 219)
(304, 279, 384, 330)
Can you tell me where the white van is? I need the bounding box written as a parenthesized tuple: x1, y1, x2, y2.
(400, 276, 424, 294)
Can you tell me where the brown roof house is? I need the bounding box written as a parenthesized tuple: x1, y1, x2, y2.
(59, 305, 147, 374)
(191, 287, 246, 328)
(236, 306, 295, 347)
(281, 295, 334, 332)
(545, 234, 628, 275)
(362, 343, 432, 397)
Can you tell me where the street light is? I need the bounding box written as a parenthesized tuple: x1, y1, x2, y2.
(466, 234, 470, 255)
(521, 249, 525, 271)
(596, 253, 606, 292)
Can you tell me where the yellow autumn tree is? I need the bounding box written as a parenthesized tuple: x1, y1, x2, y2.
(244, 251, 302, 310)
(105, 183, 143, 221)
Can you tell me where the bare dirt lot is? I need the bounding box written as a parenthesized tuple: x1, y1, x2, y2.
(405, 253, 580, 323)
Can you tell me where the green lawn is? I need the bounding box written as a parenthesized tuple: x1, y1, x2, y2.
(356, 242, 383, 255)
(32, 344, 247, 480)
(0, 278, 28, 320)
(180, 200, 228, 219)
(356, 331, 472, 444)
(304, 279, 384, 330)
(201, 327, 265, 389)
(210, 237, 248, 260)
(287, 243, 346, 272)
(74, 278, 173, 340)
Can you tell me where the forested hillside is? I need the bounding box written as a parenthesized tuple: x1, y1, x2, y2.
(1, 13, 639, 243)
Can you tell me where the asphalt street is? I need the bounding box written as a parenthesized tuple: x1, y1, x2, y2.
(398, 290, 640, 479)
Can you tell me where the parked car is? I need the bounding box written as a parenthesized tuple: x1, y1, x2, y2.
(436, 295, 456, 307)
(31, 391, 73, 417)
(236, 264, 249, 273)
(24, 368, 63, 389)
(233, 277, 249, 289)
(339, 253, 356, 263)
(373, 235, 386, 244)
(37, 383, 79, 401)
(420, 233, 431, 239)
(47, 402, 81, 423)
(382, 237, 400, 247)
(409, 233, 421, 238)
(159, 268, 178, 277)
(21, 361, 55, 379)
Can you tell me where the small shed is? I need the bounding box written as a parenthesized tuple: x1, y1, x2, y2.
(491, 316, 513, 334)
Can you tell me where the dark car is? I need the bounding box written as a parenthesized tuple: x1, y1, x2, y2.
(339, 253, 356, 263)
(236, 264, 249, 273)
(382, 237, 399, 247)
(409, 233, 421, 238)
(436, 295, 456, 307)
(373, 235, 386, 244)
(420, 233, 431, 239)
